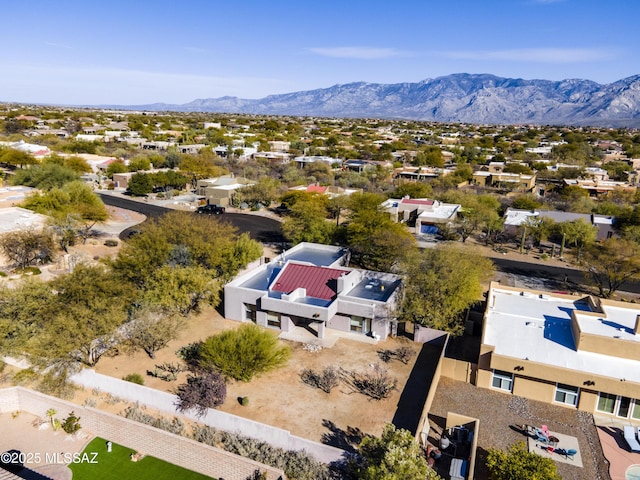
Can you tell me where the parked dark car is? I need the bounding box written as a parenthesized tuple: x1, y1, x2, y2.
(196, 204, 225, 215)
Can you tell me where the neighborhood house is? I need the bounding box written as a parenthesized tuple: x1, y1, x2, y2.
(224, 243, 402, 340)
(478, 283, 640, 421)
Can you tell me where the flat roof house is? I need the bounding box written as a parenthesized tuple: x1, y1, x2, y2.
(224, 243, 402, 340)
(478, 282, 640, 424)
(382, 197, 460, 235)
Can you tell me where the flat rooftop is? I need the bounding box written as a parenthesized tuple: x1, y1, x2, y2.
(484, 287, 640, 384)
(282, 245, 346, 267)
(346, 277, 401, 302)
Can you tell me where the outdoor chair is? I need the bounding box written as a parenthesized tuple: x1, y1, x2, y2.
(623, 426, 640, 453)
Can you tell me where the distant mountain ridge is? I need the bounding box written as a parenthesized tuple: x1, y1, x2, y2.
(110, 73, 640, 127)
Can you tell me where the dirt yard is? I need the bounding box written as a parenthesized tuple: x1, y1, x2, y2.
(91, 307, 422, 446)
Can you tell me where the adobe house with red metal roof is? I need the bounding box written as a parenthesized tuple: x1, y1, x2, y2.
(224, 243, 402, 340)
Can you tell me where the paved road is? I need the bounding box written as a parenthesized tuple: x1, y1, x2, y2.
(491, 256, 640, 294)
(98, 193, 284, 243)
(99, 193, 640, 295)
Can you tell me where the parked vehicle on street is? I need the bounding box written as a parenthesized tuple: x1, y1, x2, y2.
(196, 204, 225, 215)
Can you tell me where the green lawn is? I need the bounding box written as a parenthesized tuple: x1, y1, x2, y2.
(69, 437, 215, 480)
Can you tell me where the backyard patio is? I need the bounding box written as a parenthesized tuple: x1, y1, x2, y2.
(427, 377, 610, 480)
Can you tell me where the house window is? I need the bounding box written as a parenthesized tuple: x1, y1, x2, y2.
(617, 396, 632, 418)
(554, 384, 579, 406)
(349, 316, 371, 334)
(632, 401, 640, 420)
(244, 303, 256, 323)
(266, 312, 281, 328)
(491, 370, 513, 392)
(596, 392, 616, 414)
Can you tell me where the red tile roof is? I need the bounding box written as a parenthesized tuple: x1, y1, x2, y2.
(307, 185, 328, 194)
(271, 263, 349, 300)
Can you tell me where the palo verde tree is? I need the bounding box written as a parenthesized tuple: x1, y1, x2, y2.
(345, 192, 416, 271)
(282, 194, 334, 244)
(21, 180, 108, 242)
(581, 238, 640, 298)
(400, 244, 494, 335)
(31, 264, 136, 369)
(112, 211, 262, 287)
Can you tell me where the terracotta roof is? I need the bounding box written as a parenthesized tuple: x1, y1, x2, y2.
(271, 263, 349, 300)
(307, 185, 328, 194)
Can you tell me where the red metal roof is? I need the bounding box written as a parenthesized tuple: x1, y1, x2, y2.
(271, 263, 349, 300)
(401, 198, 434, 205)
(307, 185, 328, 194)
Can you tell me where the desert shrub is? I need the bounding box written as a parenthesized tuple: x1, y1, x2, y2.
(394, 346, 414, 364)
(176, 371, 226, 417)
(246, 471, 267, 480)
(348, 363, 397, 400)
(191, 425, 332, 480)
(83, 398, 97, 408)
(377, 346, 414, 364)
(176, 342, 202, 368)
(12, 367, 39, 385)
(21, 266, 41, 275)
(61, 411, 81, 434)
(123, 373, 144, 385)
(240, 396, 249, 406)
(121, 404, 185, 436)
(300, 366, 340, 393)
(104, 239, 119, 247)
(198, 324, 290, 382)
(37, 371, 76, 399)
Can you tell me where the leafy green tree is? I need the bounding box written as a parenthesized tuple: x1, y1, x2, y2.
(128, 155, 152, 172)
(235, 177, 282, 208)
(127, 173, 154, 196)
(346, 423, 441, 480)
(581, 238, 640, 298)
(143, 265, 221, 315)
(413, 147, 444, 168)
(282, 196, 334, 244)
(11, 163, 79, 190)
(345, 193, 416, 271)
(198, 324, 291, 382)
(123, 307, 185, 358)
(33, 265, 135, 367)
(511, 194, 541, 211)
(555, 219, 597, 257)
(113, 211, 261, 285)
(0, 148, 37, 168)
(486, 442, 560, 480)
(0, 280, 54, 355)
(400, 245, 494, 335)
(521, 216, 555, 247)
(105, 159, 128, 178)
(390, 182, 433, 199)
(503, 163, 533, 174)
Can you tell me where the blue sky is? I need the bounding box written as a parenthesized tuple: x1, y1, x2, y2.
(1, 0, 638, 105)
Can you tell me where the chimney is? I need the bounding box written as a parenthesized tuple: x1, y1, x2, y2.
(635, 315, 640, 335)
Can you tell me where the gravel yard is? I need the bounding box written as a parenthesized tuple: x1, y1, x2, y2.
(428, 377, 611, 480)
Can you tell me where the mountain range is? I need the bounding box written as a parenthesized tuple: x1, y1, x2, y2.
(113, 73, 640, 127)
